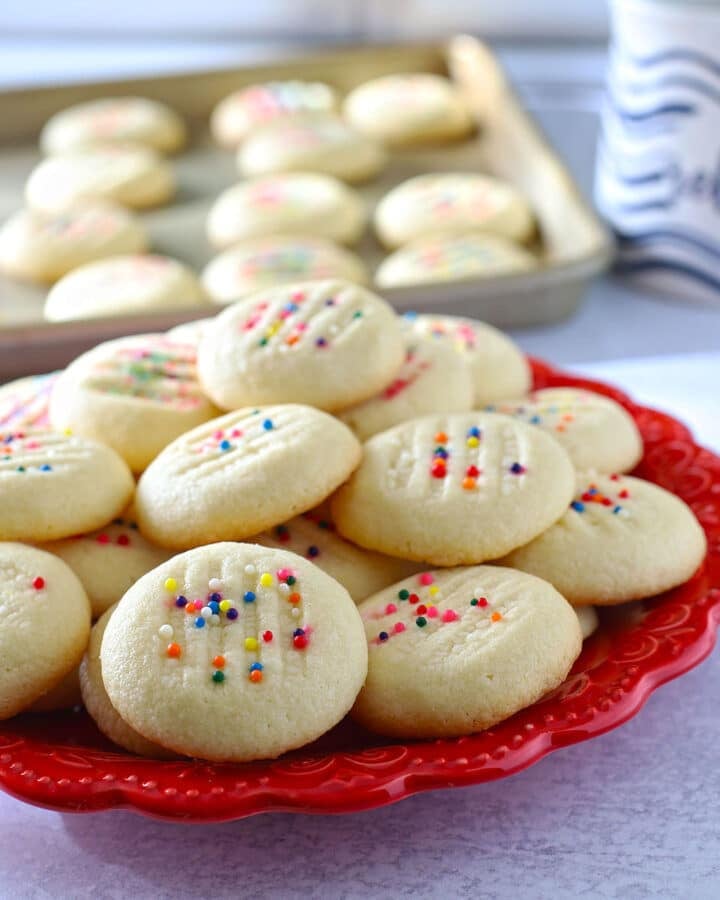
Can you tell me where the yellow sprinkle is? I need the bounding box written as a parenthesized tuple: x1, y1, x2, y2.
(259, 573, 273, 587)
(219, 599, 231, 612)
(466, 436, 480, 448)
(164, 577, 177, 592)
(245, 637, 258, 651)
(63, 428, 73, 436)
(429, 585, 440, 596)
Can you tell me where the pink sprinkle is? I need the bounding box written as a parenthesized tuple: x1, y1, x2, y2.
(213, 430, 224, 440)
(230, 428, 243, 438)
(279, 309, 292, 319)
(291, 291, 305, 302)
(296, 322, 308, 332)
(419, 573, 434, 586)
(393, 622, 406, 633)
(442, 609, 459, 623)
(385, 603, 397, 615)
(427, 606, 439, 619)
(25, 440, 40, 450)
(193, 600, 204, 611)
(276, 567, 292, 582)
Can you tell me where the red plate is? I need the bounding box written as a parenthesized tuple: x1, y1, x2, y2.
(1, 359, 718, 821)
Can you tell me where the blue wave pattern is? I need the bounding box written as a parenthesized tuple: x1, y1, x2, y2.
(615, 226, 720, 263)
(616, 257, 720, 294)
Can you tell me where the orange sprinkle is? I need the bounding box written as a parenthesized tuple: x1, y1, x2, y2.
(462, 476, 477, 490)
(166, 642, 181, 658)
(555, 424, 566, 433)
(286, 334, 300, 346)
(288, 592, 301, 605)
(562, 413, 574, 422)
(491, 612, 502, 622)
(212, 655, 225, 669)
(434, 431, 448, 444)
(249, 670, 263, 683)
(185, 604, 195, 615)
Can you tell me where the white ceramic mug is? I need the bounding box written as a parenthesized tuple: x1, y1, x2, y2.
(596, 0, 720, 304)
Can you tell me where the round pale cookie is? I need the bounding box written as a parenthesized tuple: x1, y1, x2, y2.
(0, 429, 133, 541)
(252, 508, 420, 603)
(211, 80, 337, 148)
(575, 605, 599, 640)
(0, 372, 58, 429)
(28, 666, 82, 713)
(44, 254, 207, 322)
(135, 405, 361, 549)
(201, 238, 368, 305)
(207, 173, 366, 248)
(401, 312, 531, 406)
(332, 412, 575, 566)
(503, 472, 707, 605)
(101, 543, 368, 760)
(198, 280, 404, 412)
(166, 317, 214, 347)
(25, 144, 175, 214)
(237, 114, 386, 184)
(0, 543, 91, 719)
(352, 565, 581, 738)
(485, 388, 643, 474)
(49, 333, 218, 473)
(374, 173, 534, 248)
(0, 204, 147, 284)
(41, 511, 172, 618)
(375, 233, 536, 289)
(40, 97, 186, 156)
(80, 607, 175, 757)
(343, 73, 473, 147)
(338, 338, 474, 441)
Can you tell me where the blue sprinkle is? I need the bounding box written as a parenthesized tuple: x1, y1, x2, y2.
(434, 447, 449, 459)
(249, 662, 264, 672)
(209, 592, 222, 603)
(612, 505, 623, 514)
(219, 439, 232, 451)
(484, 404, 496, 412)
(378, 631, 389, 642)
(307, 545, 319, 558)
(510, 462, 525, 474)
(571, 501, 585, 513)
(315, 337, 327, 347)
(402, 310, 418, 320)
(175, 596, 187, 608)
(588, 487, 598, 496)
(292, 628, 305, 637)
(262, 419, 274, 431)
(529, 415, 542, 425)
(466, 426, 481, 438)
(208, 600, 220, 614)
(243, 591, 256, 603)
(39, 464, 52, 471)
(325, 298, 336, 307)
(194, 617, 206, 628)
(285, 302, 299, 313)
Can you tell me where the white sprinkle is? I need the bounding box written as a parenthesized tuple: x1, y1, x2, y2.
(201, 606, 212, 619)
(278, 583, 290, 595)
(210, 614, 221, 626)
(158, 624, 173, 639)
(244, 564, 256, 575)
(208, 577, 222, 590)
(291, 607, 300, 617)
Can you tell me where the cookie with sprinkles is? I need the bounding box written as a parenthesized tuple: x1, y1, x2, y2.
(374, 173, 534, 249)
(211, 80, 338, 148)
(503, 472, 707, 605)
(352, 565, 581, 738)
(0, 203, 147, 284)
(0, 372, 58, 430)
(201, 237, 369, 305)
(135, 404, 361, 549)
(401, 312, 531, 406)
(338, 337, 473, 441)
(197, 280, 404, 412)
(0, 429, 133, 541)
(100, 543, 367, 760)
(49, 334, 219, 472)
(332, 411, 575, 566)
(0, 543, 91, 719)
(486, 388, 643, 474)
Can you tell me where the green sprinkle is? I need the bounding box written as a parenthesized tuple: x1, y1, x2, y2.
(470, 598, 479, 606)
(398, 589, 410, 600)
(286, 575, 296, 586)
(416, 616, 427, 627)
(212, 670, 225, 683)
(353, 310, 363, 319)
(259, 338, 268, 346)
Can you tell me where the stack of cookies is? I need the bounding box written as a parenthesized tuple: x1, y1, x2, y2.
(0, 279, 707, 761)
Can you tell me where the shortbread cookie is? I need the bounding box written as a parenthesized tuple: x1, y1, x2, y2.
(40, 97, 186, 156)
(42, 511, 172, 618)
(201, 238, 368, 305)
(0, 204, 147, 284)
(0, 372, 58, 429)
(207, 173, 366, 248)
(25, 144, 175, 214)
(253, 509, 420, 603)
(29, 666, 82, 713)
(504, 473, 707, 605)
(135, 405, 361, 548)
(401, 312, 531, 406)
(0, 429, 133, 541)
(352, 565, 581, 738)
(211, 80, 337, 148)
(486, 388, 643, 474)
(0, 544, 91, 719)
(198, 280, 404, 411)
(376, 233, 536, 288)
(166, 317, 214, 346)
(49, 334, 218, 472)
(238, 114, 386, 183)
(101, 543, 367, 760)
(80, 607, 175, 757)
(575, 605, 599, 640)
(332, 412, 575, 566)
(44, 254, 207, 322)
(338, 338, 474, 441)
(374, 173, 534, 248)
(343, 73, 473, 147)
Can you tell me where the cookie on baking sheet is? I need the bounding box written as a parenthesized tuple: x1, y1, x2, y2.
(352, 565, 581, 738)
(343, 73, 473, 147)
(207, 173, 366, 248)
(25, 144, 175, 214)
(238, 114, 386, 183)
(198, 280, 404, 412)
(100, 543, 367, 760)
(375, 233, 536, 289)
(0, 430, 133, 542)
(0, 543, 91, 719)
(401, 312, 531, 406)
(0, 372, 59, 430)
(42, 511, 172, 618)
(332, 412, 575, 566)
(338, 338, 474, 441)
(575, 605, 599, 640)
(44, 254, 207, 322)
(49, 333, 218, 473)
(503, 472, 707, 605)
(40, 97, 186, 156)
(28, 666, 82, 713)
(0, 204, 147, 284)
(486, 388, 643, 474)
(253, 508, 420, 604)
(374, 173, 534, 248)
(135, 405, 361, 549)
(211, 80, 338, 148)
(80, 607, 175, 757)
(166, 317, 214, 346)
(201, 237, 368, 305)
